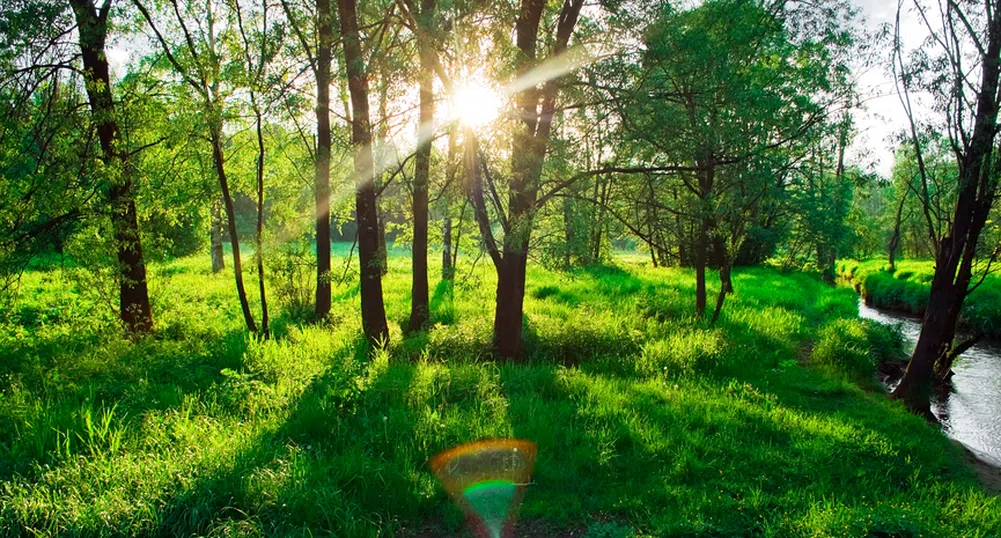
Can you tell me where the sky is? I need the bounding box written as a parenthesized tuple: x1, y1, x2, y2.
(848, 0, 929, 178)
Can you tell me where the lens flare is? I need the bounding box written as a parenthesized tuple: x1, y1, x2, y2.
(430, 439, 537, 538)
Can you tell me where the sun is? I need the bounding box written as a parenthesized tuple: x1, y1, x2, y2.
(451, 79, 503, 127)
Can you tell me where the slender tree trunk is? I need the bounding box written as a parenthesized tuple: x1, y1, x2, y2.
(563, 196, 574, 269)
(254, 106, 269, 337)
(211, 200, 225, 272)
(314, 0, 334, 319)
(441, 216, 453, 279)
(408, 0, 435, 332)
(209, 122, 257, 333)
(70, 0, 153, 334)
(888, 192, 906, 270)
(338, 0, 389, 344)
(452, 200, 466, 271)
(695, 163, 714, 318)
(374, 83, 390, 276)
(711, 233, 731, 324)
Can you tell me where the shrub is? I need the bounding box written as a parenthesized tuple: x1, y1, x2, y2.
(266, 239, 316, 321)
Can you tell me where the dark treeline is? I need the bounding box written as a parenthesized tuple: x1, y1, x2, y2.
(2, 0, 1000, 414)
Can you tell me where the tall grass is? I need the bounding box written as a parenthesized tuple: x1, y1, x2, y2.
(0, 248, 996, 537)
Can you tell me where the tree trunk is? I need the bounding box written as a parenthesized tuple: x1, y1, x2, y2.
(211, 200, 225, 273)
(377, 206, 388, 275)
(695, 217, 708, 317)
(494, 250, 528, 359)
(314, 0, 334, 319)
(563, 196, 574, 269)
(441, 216, 453, 279)
(892, 263, 963, 417)
(711, 233, 731, 324)
(888, 191, 906, 270)
(408, 0, 435, 332)
(253, 106, 269, 337)
(210, 123, 258, 333)
(70, 0, 153, 334)
(338, 0, 389, 344)
(694, 162, 714, 318)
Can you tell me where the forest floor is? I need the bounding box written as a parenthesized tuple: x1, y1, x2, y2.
(837, 258, 1001, 339)
(1, 250, 999, 537)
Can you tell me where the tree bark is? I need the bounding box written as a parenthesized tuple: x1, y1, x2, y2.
(70, 0, 154, 334)
(211, 200, 225, 272)
(338, 0, 389, 344)
(494, 249, 528, 358)
(408, 0, 435, 332)
(314, 0, 334, 319)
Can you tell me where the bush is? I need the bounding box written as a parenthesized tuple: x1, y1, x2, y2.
(266, 238, 316, 321)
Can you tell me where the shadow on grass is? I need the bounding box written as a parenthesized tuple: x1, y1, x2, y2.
(0, 326, 252, 481)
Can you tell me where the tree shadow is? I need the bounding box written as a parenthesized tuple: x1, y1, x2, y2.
(0, 326, 252, 480)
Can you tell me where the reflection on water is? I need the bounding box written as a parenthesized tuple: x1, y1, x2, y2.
(858, 300, 1001, 467)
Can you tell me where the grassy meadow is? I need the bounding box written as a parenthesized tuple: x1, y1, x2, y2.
(1, 247, 999, 537)
(838, 259, 1001, 338)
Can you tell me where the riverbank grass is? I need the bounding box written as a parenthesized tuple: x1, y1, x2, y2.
(1, 253, 998, 536)
(838, 258, 1001, 338)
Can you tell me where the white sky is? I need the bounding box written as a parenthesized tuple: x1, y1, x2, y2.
(848, 0, 929, 178)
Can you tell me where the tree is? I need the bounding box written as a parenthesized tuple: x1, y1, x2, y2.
(337, 0, 389, 343)
(465, 0, 585, 359)
(71, 0, 154, 333)
(890, 0, 1001, 415)
(406, 0, 436, 332)
(278, 0, 336, 319)
(133, 0, 261, 333)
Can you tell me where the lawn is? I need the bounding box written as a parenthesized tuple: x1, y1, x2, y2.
(1, 249, 998, 537)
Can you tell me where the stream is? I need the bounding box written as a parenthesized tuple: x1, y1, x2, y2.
(858, 300, 1001, 467)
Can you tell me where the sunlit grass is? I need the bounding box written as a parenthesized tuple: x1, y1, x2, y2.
(0, 248, 997, 536)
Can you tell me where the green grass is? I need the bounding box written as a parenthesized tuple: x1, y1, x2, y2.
(838, 258, 1001, 338)
(0, 248, 997, 537)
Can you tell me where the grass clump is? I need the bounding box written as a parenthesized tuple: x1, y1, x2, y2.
(0, 250, 997, 537)
(811, 319, 903, 383)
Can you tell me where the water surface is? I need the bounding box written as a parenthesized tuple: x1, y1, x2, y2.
(858, 300, 1001, 467)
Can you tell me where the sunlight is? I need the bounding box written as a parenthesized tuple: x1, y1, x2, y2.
(451, 79, 502, 127)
